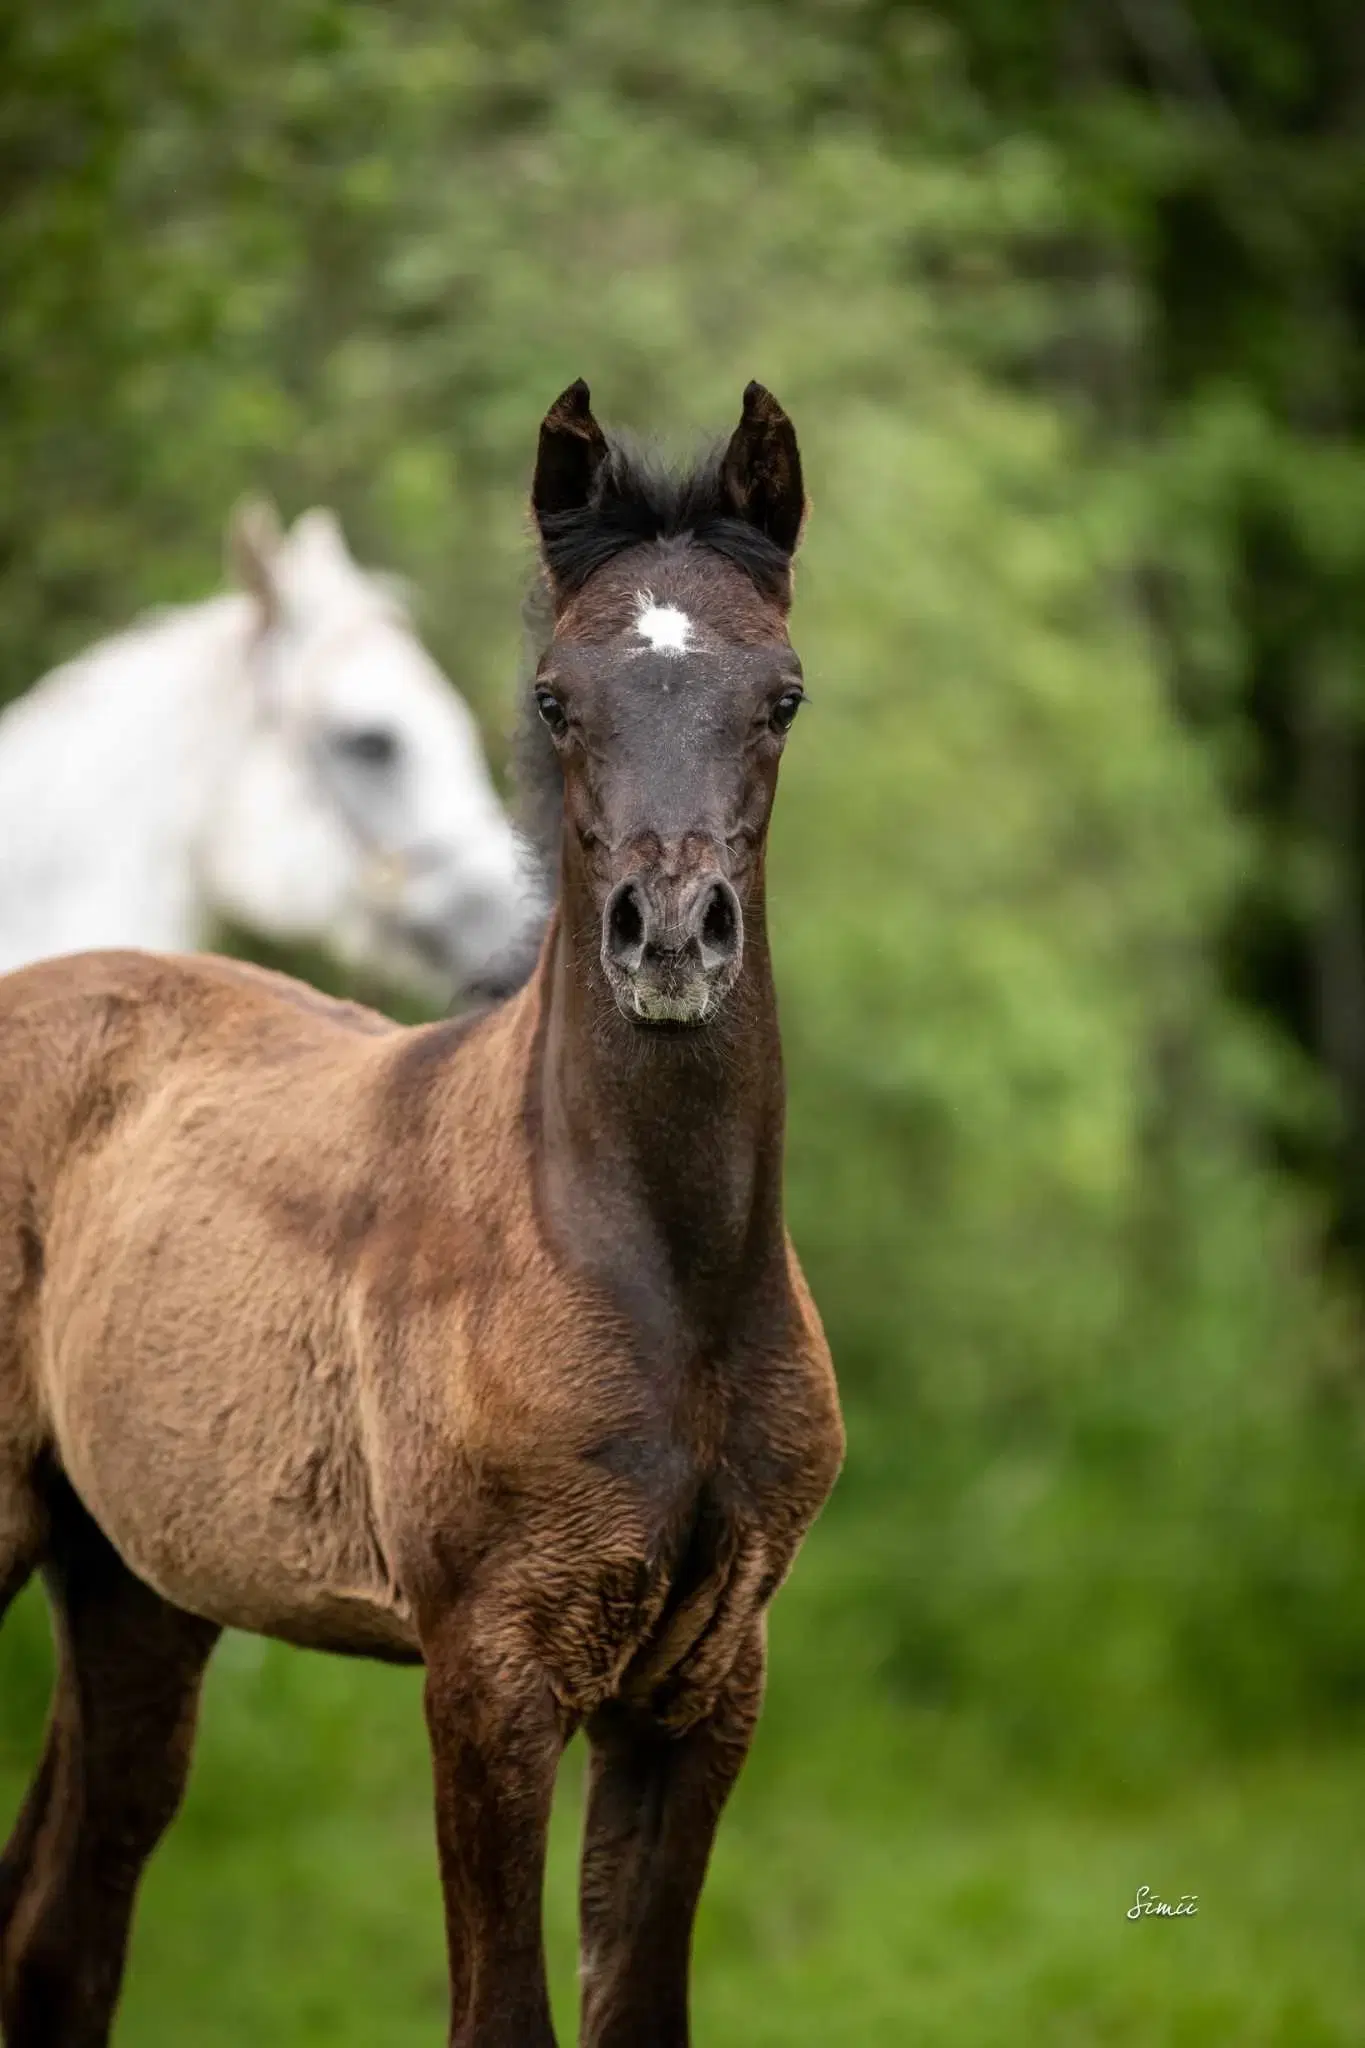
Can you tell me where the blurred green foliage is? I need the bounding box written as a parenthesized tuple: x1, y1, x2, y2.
(4, 1, 1365, 2038)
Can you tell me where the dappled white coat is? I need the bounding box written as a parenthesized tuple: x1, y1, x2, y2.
(0, 508, 536, 994)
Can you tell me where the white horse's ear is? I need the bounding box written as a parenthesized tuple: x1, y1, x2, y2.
(283, 509, 364, 612)
(227, 498, 286, 624)
(288, 508, 352, 570)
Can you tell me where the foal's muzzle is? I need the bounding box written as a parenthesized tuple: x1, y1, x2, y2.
(602, 872, 743, 1025)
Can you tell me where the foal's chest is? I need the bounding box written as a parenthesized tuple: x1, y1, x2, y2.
(522, 1358, 830, 1727)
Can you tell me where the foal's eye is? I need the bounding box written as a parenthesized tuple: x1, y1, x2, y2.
(333, 725, 399, 769)
(535, 688, 569, 738)
(769, 688, 806, 734)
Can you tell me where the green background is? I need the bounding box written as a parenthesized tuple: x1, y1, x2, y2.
(4, 3, 1365, 2040)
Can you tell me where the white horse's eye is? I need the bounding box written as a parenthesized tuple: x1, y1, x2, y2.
(332, 725, 400, 769)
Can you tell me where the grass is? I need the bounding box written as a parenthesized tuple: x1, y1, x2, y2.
(3, 1580, 1364, 2044)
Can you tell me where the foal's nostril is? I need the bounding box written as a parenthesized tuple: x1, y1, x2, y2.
(604, 879, 647, 972)
(604, 873, 742, 992)
(697, 878, 742, 972)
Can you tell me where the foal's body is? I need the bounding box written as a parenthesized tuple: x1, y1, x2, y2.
(0, 383, 842, 2046)
(0, 943, 829, 1672)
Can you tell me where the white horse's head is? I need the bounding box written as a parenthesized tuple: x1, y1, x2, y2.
(204, 502, 535, 996)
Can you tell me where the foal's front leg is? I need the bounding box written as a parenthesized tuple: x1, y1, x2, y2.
(578, 1623, 766, 2048)
(421, 1603, 567, 2048)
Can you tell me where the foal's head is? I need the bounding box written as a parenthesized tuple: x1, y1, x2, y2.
(526, 381, 808, 1030)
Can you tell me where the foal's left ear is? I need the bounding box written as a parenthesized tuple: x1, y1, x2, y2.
(532, 379, 610, 523)
(720, 383, 807, 557)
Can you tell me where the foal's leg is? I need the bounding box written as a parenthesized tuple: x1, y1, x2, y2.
(0, 1487, 219, 2048)
(0, 1446, 45, 1635)
(421, 1605, 567, 2048)
(0, 1458, 48, 1939)
(578, 1624, 766, 2048)
(0, 1518, 41, 1626)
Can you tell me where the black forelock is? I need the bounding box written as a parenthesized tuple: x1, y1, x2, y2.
(536, 438, 792, 603)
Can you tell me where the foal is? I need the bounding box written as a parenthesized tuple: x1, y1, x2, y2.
(0, 381, 844, 2046)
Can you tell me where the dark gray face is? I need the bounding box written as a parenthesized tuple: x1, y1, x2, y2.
(527, 375, 811, 1026)
(534, 626, 806, 1026)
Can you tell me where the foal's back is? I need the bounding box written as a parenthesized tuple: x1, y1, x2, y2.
(0, 949, 529, 1656)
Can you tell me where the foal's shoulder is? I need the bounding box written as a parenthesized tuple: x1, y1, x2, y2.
(0, 948, 181, 1034)
(182, 952, 399, 1038)
(0, 950, 400, 1107)
(0, 947, 394, 1038)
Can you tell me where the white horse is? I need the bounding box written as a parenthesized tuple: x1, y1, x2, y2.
(0, 503, 535, 995)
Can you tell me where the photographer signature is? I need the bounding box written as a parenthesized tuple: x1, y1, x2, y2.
(1127, 1886, 1198, 1919)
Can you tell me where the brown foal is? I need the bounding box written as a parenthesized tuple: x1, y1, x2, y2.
(0, 381, 844, 2046)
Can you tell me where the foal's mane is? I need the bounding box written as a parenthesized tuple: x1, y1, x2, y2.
(510, 434, 790, 900)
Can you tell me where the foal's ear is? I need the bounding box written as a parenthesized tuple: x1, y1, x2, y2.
(532, 380, 609, 524)
(227, 497, 286, 624)
(719, 383, 807, 557)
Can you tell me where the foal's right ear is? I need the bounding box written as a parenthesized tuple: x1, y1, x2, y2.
(532, 380, 609, 524)
(227, 497, 286, 625)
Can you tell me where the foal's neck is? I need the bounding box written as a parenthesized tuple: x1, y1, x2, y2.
(535, 881, 787, 1343)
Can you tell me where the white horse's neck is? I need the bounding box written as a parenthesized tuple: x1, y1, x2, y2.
(0, 597, 255, 973)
